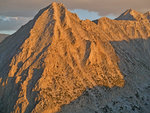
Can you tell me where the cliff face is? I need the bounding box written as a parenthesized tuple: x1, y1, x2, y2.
(0, 2, 150, 113)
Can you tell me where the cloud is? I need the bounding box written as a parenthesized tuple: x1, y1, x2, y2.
(61, 0, 150, 16)
(0, 0, 149, 17)
(0, 16, 31, 31)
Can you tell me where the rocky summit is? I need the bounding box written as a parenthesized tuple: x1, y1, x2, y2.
(0, 2, 150, 113)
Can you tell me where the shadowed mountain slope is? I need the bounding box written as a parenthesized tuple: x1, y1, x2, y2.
(0, 34, 9, 43)
(0, 2, 150, 113)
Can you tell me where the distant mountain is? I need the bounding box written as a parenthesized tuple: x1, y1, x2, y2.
(0, 34, 8, 42)
(115, 9, 150, 20)
(0, 2, 150, 113)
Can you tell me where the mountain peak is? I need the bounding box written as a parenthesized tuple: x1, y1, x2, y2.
(115, 9, 146, 21)
(125, 8, 135, 13)
(50, 2, 66, 10)
(28, 2, 80, 38)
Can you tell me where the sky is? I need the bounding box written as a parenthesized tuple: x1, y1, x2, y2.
(0, 0, 149, 34)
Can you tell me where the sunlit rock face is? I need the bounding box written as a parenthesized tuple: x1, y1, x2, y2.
(0, 2, 150, 113)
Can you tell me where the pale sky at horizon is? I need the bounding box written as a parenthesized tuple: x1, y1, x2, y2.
(0, 0, 149, 34)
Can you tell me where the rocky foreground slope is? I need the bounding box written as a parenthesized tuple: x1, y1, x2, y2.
(0, 2, 150, 113)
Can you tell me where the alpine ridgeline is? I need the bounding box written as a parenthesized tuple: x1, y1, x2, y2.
(0, 2, 150, 113)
